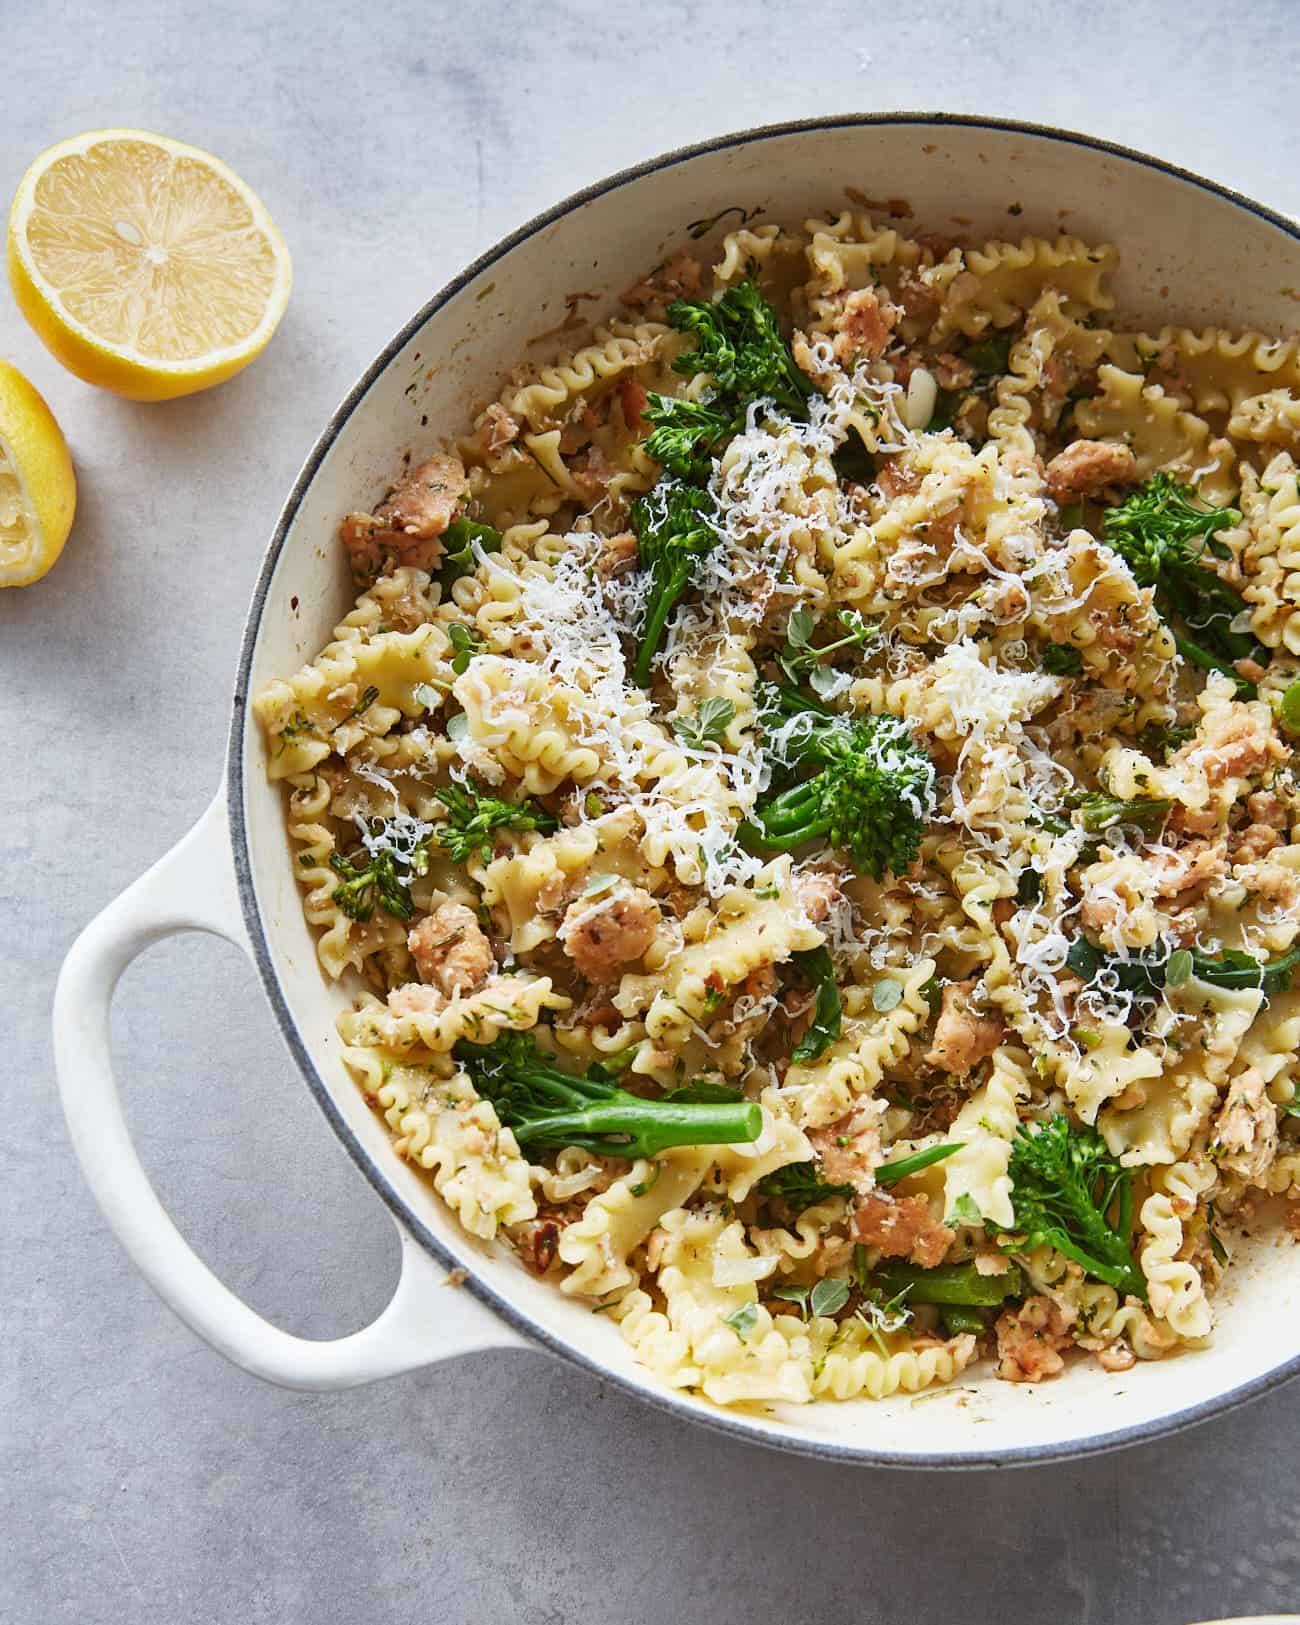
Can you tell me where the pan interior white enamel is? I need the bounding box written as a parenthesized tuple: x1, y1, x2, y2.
(238, 120, 1300, 1460)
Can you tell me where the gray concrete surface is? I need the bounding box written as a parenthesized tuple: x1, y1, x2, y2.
(5, 2, 1300, 1620)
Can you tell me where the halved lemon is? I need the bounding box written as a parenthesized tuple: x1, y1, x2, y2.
(0, 359, 76, 587)
(7, 130, 291, 401)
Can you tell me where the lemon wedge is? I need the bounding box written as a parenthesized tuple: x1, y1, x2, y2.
(0, 359, 76, 587)
(7, 129, 291, 401)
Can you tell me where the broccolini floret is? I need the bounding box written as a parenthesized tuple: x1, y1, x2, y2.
(629, 478, 719, 686)
(1101, 474, 1259, 694)
(1006, 1114, 1145, 1296)
(455, 1031, 761, 1157)
(642, 396, 737, 481)
(667, 279, 813, 419)
(641, 278, 812, 476)
(328, 844, 415, 923)
(747, 688, 936, 880)
(434, 780, 557, 863)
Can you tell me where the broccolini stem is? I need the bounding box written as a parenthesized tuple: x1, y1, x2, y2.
(632, 556, 694, 688)
(941, 1305, 990, 1336)
(505, 1097, 761, 1159)
(456, 1032, 762, 1159)
(1172, 631, 1256, 699)
(1073, 792, 1173, 836)
(869, 1260, 1026, 1307)
(748, 778, 834, 846)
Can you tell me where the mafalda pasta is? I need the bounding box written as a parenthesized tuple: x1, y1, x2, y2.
(256, 212, 1300, 1408)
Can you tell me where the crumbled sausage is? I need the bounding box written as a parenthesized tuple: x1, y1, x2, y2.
(482, 402, 520, 454)
(1193, 705, 1287, 787)
(808, 1102, 883, 1197)
(1235, 656, 1269, 686)
(894, 269, 942, 328)
(408, 901, 495, 998)
(559, 885, 661, 980)
(794, 866, 844, 924)
(340, 453, 469, 584)
(875, 458, 922, 501)
(1094, 1340, 1136, 1373)
(995, 1296, 1074, 1382)
(924, 978, 1004, 1076)
(931, 351, 975, 391)
(1044, 439, 1138, 503)
(853, 1190, 954, 1267)
(518, 1217, 562, 1276)
(596, 531, 638, 579)
(1231, 822, 1283, 864)
(1235, 858, 1300, 912)
(1147, 838, 1226, 903)
(386, 982, 445, 1018)
(1215, 1066, 1278, 1187)
(830, 286, 902, 365)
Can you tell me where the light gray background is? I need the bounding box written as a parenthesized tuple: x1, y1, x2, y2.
(5, 2, 1299, 1621)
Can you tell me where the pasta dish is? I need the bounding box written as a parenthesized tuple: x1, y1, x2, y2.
(255, 210, 1300, 1406)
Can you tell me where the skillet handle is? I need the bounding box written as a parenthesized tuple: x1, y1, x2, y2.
(52, 793, 525, 1389)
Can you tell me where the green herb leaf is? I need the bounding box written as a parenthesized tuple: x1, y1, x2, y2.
(722, 1301, 759, 1338)
(1164, 948, 1194, 988)
(434, 778, 557, 863)
(447, 621, 484, 674)
(871, 977, 903, 1013)
(629, 1163, 661, 1198)
(1016, 868, 1042, 904)
(412, 681, 442, 710)
(777, 606, 875, 686)
(947, 1192, 984, 1227)
(673, 695, 737, 747)
(439, 517, 503, 588)
(809, 1277, 851, 1318)
(685, 204, 761, 240)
